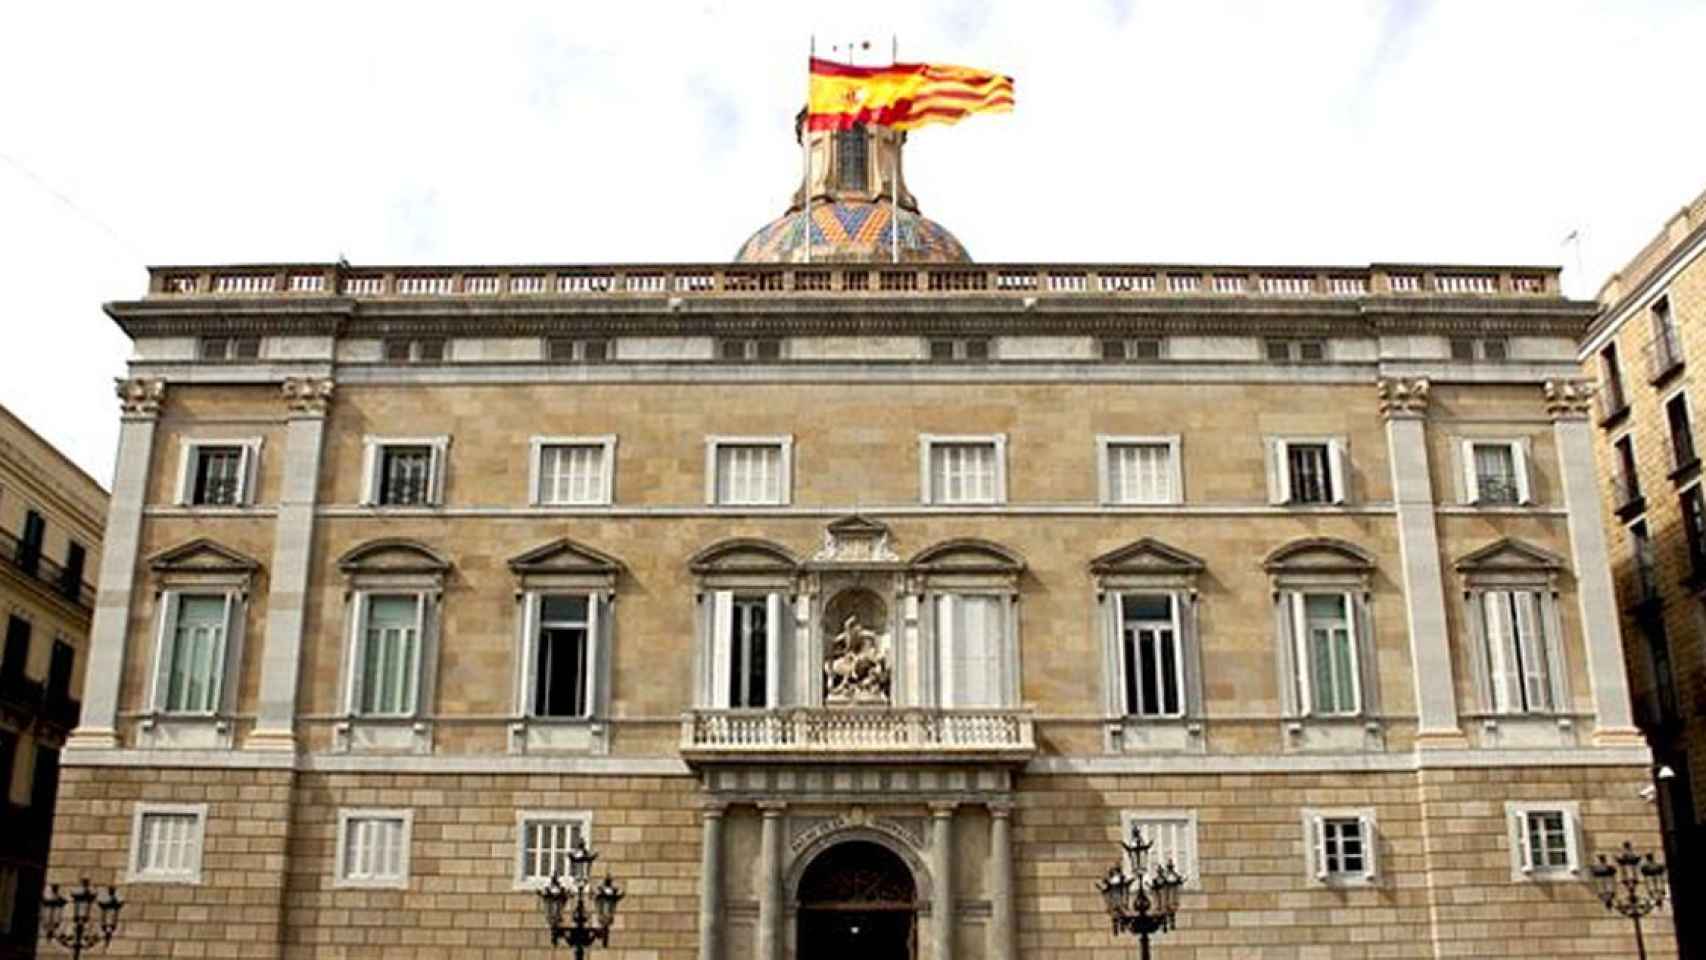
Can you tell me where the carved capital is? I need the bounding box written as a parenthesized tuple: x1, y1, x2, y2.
(114, 377, 167, 417)
(1376, 376, 1430, 419)
(986, 799, 1014, 818)
(758, 800, 789, 816)
(1543, 379, 1594, 420)
(282, 376, 335, 416)
(928, 801, 959, 818)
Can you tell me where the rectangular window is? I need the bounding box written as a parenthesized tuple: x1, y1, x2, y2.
(710, 441, 789, 505)
(355, 595, 423, 716)
(0, 864, 14, 936)
(516, 812, 592, 887)
(1451, 337, 1508, 362)
(1614, 435, 1642, 509)
(1668, 394, 1697, 471)
(200, 336, 261, 361)
(546, 338, 610, 363)
(48, 639, 73, 699)
(1479, 590, 1554, 713)
(534, 596, 591, 718)
(1287, 443, 1334, 504)
(1266, 338, 1327, 363)
(1100, 337, 1164, 362)
(936, 593, 1007, 708)
(1507, 802, 1580, 880)
(718, 338, 783, 362)
(1652, 297, 1682, 372)
(157, 594, 230, 715)
(928, 338, 991, 362)
(836, 129, 869, 191)
(62, 540, 86, 602)
(129, 804, 207, 884)
(727, 597, 769, 708)
(384, 338, 446, 363)
(381, 446, 432, 505)
(925, 436, 1005, 504)
(1294, 593, 1358, 716)
(1, 616, 28, 679)
(193, 446, 245, 505)
(535, 440, 613, 506)
(17, 510, 44, 575)
(336, 810, 411, 888)
(1682, 488, 1706, 581)
(1103, 440, 1177, 505)
(1119, 595, 1181, 717)
(1463, 440, 1529, 505)
(1315, 816, 1368, 878)
(1599, 344, 1627, 416)
(1120, 812, 1199, 887)
(1632, 521, 1660, 603)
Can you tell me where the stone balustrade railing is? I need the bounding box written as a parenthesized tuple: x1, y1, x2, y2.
(680, 706, 1035, 760)
(145, 262, 1563, 301)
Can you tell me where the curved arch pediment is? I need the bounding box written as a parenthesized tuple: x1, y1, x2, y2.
(1262, 537, 1376, 573)
(908, 538, 1025, 573)
(1453, 537, 1566, 574)
(688, 538, 800, 575)
(336, 538, 451, 575)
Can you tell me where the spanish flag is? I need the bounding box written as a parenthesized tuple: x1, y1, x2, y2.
(806, 57, 1014, 131)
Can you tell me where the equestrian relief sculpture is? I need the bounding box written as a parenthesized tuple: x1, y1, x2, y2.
(824, 614, 892, 704)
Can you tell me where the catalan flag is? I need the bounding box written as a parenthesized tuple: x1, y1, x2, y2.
(806, 57, 1014, 132)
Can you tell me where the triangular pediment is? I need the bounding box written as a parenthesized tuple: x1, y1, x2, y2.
(909, 538, 1025, 572)
(689, 538, 799, 574)
(337, 538, 451, 575)
(1262, 537, 1376, 573)
(1453, 537, 1566, 573)
(508, 538, 623, 575)
(1089, 538, 1205, 575)
(826, 514, 891, 539)
(148, 538, 260, 574)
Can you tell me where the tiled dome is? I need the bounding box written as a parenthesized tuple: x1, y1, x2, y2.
(735, 200, 972, 264)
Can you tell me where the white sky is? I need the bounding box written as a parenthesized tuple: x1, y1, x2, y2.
(3, 0, 1704, 486)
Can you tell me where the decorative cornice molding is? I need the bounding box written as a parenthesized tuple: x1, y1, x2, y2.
(115, 376, 167, 417)
(1543, 379, 1594, 420)
(1376, 376, 1430, 419)
(282, 376, 335, 416)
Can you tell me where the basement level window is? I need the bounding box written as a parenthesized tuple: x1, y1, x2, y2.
(200, 336, 260, 361)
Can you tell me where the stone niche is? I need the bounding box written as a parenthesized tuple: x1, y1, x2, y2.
(806, 515, 915, 708)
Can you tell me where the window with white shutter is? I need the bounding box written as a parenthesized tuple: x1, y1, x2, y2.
(1302, 807, 1378, 885)
(921, 434, 1007, 504)
(935, 593, 1007, 707)
(360, 436, 449, 506)
(1292, 593, 1360, 716)
(351, 594, 425, 717)
(128, 803, 208, 884)
(1099, 436, 1182, 505)
(1119, 811, 1200, 889)
(175, 438, 262, 506)
(514, 811, 592, 888)
(152, 593, 233, 715)
(1479, 590, 1554, 714)
(1268, 437, 1347, 505)
(533, 437, 615, 506)
(1459, 439, 1531, 505)
(1505, 801, 1581, 881)
(1117, 595, 1183, 717)
(532, 595, 594, 718)
(336, 809, 413, 888)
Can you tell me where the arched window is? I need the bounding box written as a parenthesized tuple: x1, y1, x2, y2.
(836, 126, 869, 192)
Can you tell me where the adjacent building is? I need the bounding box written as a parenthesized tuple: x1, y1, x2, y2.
(1584, 183, 1706, 956)
(0, 404, 104, 960)
(46, 122, 1673, 959)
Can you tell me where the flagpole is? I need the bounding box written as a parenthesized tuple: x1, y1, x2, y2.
(891, 33, 900, 264)
(804, 35, 814, 265)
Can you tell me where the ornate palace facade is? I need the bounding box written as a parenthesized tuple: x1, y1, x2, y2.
(48, 124, 1670, 958)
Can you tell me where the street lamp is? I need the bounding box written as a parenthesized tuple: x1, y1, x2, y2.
(535, 836, 625, 959)
(1588, 841, 1668, 960)
(1096, 822, 1185, 960)
(39, 877, 123, 958)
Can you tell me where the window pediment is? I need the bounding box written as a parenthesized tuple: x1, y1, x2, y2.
(337, 538, 451, 591)
(148, 538, 260, 594)
(1263, 537, 1375, 592)
(909, 538, 1024, 574)
(1454, 537, 1565, 590)
(1090, 538, 1204, 596)
(508, 537, 622, 594)
(690, 538, 800, 591)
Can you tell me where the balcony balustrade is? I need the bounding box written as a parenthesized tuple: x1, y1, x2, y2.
(0, 528, 94, 612)
(680, 706, 1035, 763)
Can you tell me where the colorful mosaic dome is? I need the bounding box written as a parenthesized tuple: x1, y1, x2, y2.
(734, 200, 972, 264)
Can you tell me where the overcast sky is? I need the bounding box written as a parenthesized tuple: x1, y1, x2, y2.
(3, 1, 1704, 487)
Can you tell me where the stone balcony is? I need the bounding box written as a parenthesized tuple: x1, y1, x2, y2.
(680, 706, 1036, 765)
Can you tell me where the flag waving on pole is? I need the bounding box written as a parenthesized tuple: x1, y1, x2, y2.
(807, 57, 1014, 131)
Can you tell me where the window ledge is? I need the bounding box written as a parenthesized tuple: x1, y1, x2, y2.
(1668, 457, 1701, 485)
(1283, 717, 1383, 753)
(1614, 494, 1647, 522)
(1598, 402, 1632, 430)
(1108, 717, 1205, 754)
(507, 718, 607, 755)
(334, 717, 433, 754)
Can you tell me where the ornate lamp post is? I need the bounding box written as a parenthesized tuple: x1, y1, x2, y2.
(39, 878, 123, 958)
(1589, 841, 1668, 960)
(1096, 822, 1185, 960)
(535, 837, 625, 959)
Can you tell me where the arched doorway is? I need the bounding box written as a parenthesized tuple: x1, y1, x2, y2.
(796, 840, 917, 960)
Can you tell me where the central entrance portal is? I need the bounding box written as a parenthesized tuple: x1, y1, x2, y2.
(796, 840, 918, 960)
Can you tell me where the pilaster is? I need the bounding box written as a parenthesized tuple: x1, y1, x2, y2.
(1544, 380, 1642, 745)
(987, 800, 1015, 960)
(67, 378, 166, 751)
(248, 377, 333, 751)
(1377, 378, 1468, 747)
(698, 801, 726, 960)
(930, 800, 956, 960)
(757, 800, 786, 960)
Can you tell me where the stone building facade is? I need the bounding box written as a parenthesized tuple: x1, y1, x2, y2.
(48, 124, 1673, 958)
(0, 403, 105, 959)
(1582, 183, 1706, 956)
